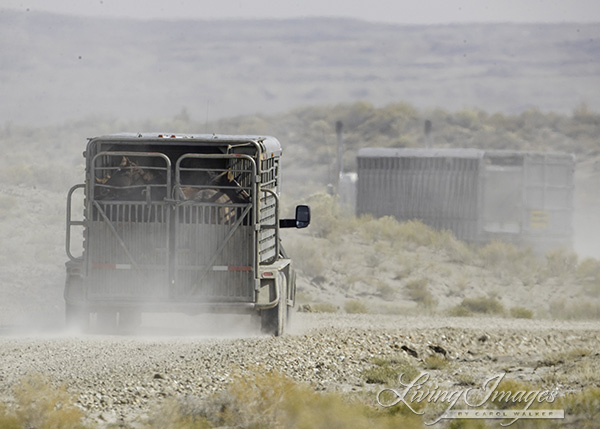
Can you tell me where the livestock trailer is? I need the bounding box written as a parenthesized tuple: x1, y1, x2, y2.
(356, 148, 574, 250)
(65, 134, 310, 335)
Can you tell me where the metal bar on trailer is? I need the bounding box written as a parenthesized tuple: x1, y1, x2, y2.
(92, 200, 140, 270)
(90, 151, 172, 202)
(66, 183, 86, 262)
(175, 153, 259, 295)
(259, 188, 280, 266)
(189, 204, 253, 294)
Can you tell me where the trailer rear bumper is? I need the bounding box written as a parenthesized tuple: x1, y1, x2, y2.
(67, 299, 261, 315)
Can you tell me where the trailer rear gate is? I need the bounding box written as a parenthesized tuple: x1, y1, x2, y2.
(78, 139, 279, 306)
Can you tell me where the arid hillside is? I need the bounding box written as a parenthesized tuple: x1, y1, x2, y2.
(0, 103, 599, 327)
(1, 10, 599, 125)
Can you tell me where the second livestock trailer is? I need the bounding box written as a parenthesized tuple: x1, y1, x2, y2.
(356, 148, 574, 251)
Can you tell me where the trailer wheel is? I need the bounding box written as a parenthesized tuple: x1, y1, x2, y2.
(261, 278, 287, 336)
(65, 304, 89, 331)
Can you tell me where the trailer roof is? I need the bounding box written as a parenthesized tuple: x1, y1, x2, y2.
(357, 148, 485, 159)
(88, 133, 283, 156)
(357, 147, 574, 161)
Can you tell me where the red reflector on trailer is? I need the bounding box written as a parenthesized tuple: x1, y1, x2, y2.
(262, 271, 274, 277)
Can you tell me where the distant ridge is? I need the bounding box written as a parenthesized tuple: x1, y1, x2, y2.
(1, 9, 599, 124)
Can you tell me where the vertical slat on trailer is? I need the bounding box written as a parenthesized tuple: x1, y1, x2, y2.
(173, 154, 256, 303)
(258, 155, 280, 264)
(87, 152, 171, 300)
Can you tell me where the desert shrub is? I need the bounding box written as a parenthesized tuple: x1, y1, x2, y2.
(0, 404, 20, 429)
(430, 229, 475, 264)
(358, 217, 438, 249)
(376, 281, 397, 301)
(454, 373, 476, 387)
(177, 369, 424, 428)
(423, 355, 449, 370)
(539, 348, 591, 368)
(0, 374, 85, 429)
(577, 257, 600, 280)
(560, 360, 598, 386)
(344, 300, 369, 314)
(510, 306, 534, 319)
(449, 275, 469, 297)
(365, 252, 381, 268)
(459, 296, 505, 315)
(559, 387, 600, 428)
(147, 398, 211, 429)
(577, 258, 600, 296)
(545, 247, 578, 278)
(539, 349, 597, 386)
(363, 357, 419, 385)
(311, 302, 339, 313)
(446, 305, 473, 317)
(486, 379, 552, 411)
(478, 240, 539, 281)
(302, 192, 342, 239)
(404, 278, 438, 310)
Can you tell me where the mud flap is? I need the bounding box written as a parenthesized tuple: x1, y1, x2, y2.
(261, 273, 287, 336)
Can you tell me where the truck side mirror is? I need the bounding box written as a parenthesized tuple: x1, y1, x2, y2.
(279, 205, 311, 229)
(295, 205, 310, 228)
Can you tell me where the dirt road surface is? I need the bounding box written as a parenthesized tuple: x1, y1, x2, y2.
(0, 313, 598, 427)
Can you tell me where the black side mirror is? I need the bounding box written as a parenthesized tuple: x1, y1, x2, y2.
(295, 205, 310, 228)
(279, 205, 311, 229)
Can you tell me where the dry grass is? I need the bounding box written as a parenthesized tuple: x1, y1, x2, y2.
(285, 192, 600, 322)
(559, 387, 600, 427)
(545, 247, 579, 279)
(539, 348, 591, 367)
(422, 355, 449, 370)
(363, 357, 420, 386)
(454, 296, 505, 316)
(510, 306, 534, 319)
(344, 300, 369, 314)
(478, 240, 539, 282)
(310, 302, 339, 313)
(404, 278, 438, 310)
(147, 368, 425, 428)
(0, 374, 85, 429)
(375, 281, 397, 301)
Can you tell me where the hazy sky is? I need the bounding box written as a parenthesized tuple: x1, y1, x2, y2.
(3, 0, 600, 23)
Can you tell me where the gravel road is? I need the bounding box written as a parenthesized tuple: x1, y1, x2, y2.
(0, 313, 598, 427)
